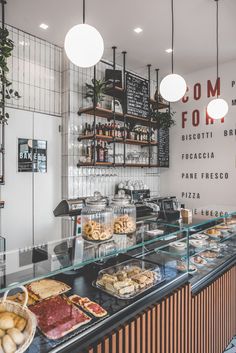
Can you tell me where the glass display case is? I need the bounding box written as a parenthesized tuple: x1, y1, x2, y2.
(0, 210, 234, 352)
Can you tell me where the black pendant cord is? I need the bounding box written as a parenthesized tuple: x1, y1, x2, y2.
(216, 0, 219, 98)
(83, 0, 85, 24)
(171, 0, 174, 74)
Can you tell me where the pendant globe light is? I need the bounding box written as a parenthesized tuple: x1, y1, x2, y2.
(207, 0, 228, 119)
(64, 0, 104, 68)
(160, 0, 187, 102)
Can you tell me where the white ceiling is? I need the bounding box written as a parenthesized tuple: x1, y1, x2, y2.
(6, 0, 236, 77)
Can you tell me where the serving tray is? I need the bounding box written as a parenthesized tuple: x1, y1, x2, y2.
(93, 259, 165, 300)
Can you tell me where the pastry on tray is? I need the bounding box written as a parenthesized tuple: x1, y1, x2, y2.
(96, 265, 158, 298)
(69, 295, 108, 318)
(205, 228, 221, 237)
(26, 279, 71, 301)
(7, 292, 36, 306)
(190, 256, 207, 267)
(29, 295, 91, 340)
(176, 261, 197, 273)
(200, 250, 218, 260)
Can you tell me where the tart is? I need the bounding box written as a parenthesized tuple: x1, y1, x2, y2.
(26, 279, 71, 301)
(176, 261, 197, 273)
(190, 256, 207, 267)
(192, 233, 209, 240)
(200, 250, 218, 260)
(29, 295, 91, 340)
(69, 295, 108, 318)
(170, 242, 186, 251)
(205, 228, 221, 237)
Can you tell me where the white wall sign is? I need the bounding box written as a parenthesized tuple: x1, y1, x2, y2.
(160, 60, 236, 216)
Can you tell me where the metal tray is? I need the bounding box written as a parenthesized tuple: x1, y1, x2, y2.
(93, 259, 165, 300)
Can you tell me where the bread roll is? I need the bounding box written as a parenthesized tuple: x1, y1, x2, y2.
(7, 328, 25, 345)
(0, 329, 4, 338)
(0, 314, 14, 330)
(15, 317, 26, 332)
(0, 304, 5, 313)
(2, 334, 16, 353)
(0, 339, 4, 353)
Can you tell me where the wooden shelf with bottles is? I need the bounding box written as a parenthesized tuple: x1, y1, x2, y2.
(78, 106, 159, 128)
(77, 52, 169, 169)
(78, 134, 157, 146)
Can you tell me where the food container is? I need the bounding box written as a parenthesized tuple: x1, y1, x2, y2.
(81, 192, 113, 242)
(0, 285, 37, 353)
(94, 259, 164, 300)
(111, 190, 136, 235)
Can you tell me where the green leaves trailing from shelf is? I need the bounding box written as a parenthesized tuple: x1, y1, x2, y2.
(0, 27, 21, 124)
(85, 78, 107, 107)
(150, 109, 176, 129)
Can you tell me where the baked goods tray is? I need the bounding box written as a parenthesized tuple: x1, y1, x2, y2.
(93, 259, 165, 300)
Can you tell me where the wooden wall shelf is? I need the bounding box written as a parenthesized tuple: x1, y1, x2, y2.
(78, 106, 159, 128)
(78, 134, 157, 146)
(150, 98, 169, 110)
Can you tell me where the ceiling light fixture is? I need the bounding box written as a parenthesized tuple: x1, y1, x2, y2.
(160, 0, 187, 102)
(39, 23, 48, 30)
(134, 27, 143, 34)
(64, 0, 104, 68)
(207, 0, 228, 120)
(165, 48, 173, 53)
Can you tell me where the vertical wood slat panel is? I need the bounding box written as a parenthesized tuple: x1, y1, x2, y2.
(83, 267, 235, 353)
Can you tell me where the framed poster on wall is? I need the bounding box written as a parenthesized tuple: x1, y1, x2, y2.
(18, 138, 47, 173)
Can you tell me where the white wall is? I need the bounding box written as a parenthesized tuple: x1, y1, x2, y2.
(1, 108, 62, 252)
(160, 60, 236, 215)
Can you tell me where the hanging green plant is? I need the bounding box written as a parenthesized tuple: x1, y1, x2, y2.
(0, 27, 21, 124)
(150, 108, 176, 129)
(85, 78, 107, 107)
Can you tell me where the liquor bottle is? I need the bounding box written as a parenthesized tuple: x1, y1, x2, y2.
(96, 141, 101, 162)
(98, 123, 103, 136)
(87, 141, 92, 162)
(100, 141, 105, 162)
(104, 142, 108, 162)
(84, 123, 88, 135)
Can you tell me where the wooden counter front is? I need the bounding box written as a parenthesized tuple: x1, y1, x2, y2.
(81, 266, 236, 353)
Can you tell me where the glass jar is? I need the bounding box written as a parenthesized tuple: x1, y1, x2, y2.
(81, 192, 114, 242)
(111, 190, 136, 235)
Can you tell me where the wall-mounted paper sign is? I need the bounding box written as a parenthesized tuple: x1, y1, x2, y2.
(18, 138, 47, 173)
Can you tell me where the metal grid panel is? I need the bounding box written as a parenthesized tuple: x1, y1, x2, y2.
(5, 24, 62, 117)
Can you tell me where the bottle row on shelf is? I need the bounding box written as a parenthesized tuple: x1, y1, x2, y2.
(82, 122, 155, 142)
(79, 141, 157, 165)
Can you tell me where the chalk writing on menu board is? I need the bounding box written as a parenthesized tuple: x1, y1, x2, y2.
(126, 72, 149, 118)
(157, 128, 169, 167)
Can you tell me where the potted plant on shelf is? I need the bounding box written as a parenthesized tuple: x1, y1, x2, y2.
(0, 27, 21, 124)
(85, 78, 107, 108)
(150, 109, 176, 129)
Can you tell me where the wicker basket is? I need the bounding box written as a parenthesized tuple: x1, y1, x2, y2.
(0, 285, 37, 353)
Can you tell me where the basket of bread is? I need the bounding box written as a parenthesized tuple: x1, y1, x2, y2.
(0, 285, 36, 353)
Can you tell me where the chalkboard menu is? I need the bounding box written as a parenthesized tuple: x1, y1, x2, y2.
(126, 73, 149, 118)
(157, 128, 169, 167)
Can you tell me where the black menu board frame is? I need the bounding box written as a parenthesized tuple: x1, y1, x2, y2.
(157, 128, 169, 167)
(126, 72, 150, 118)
